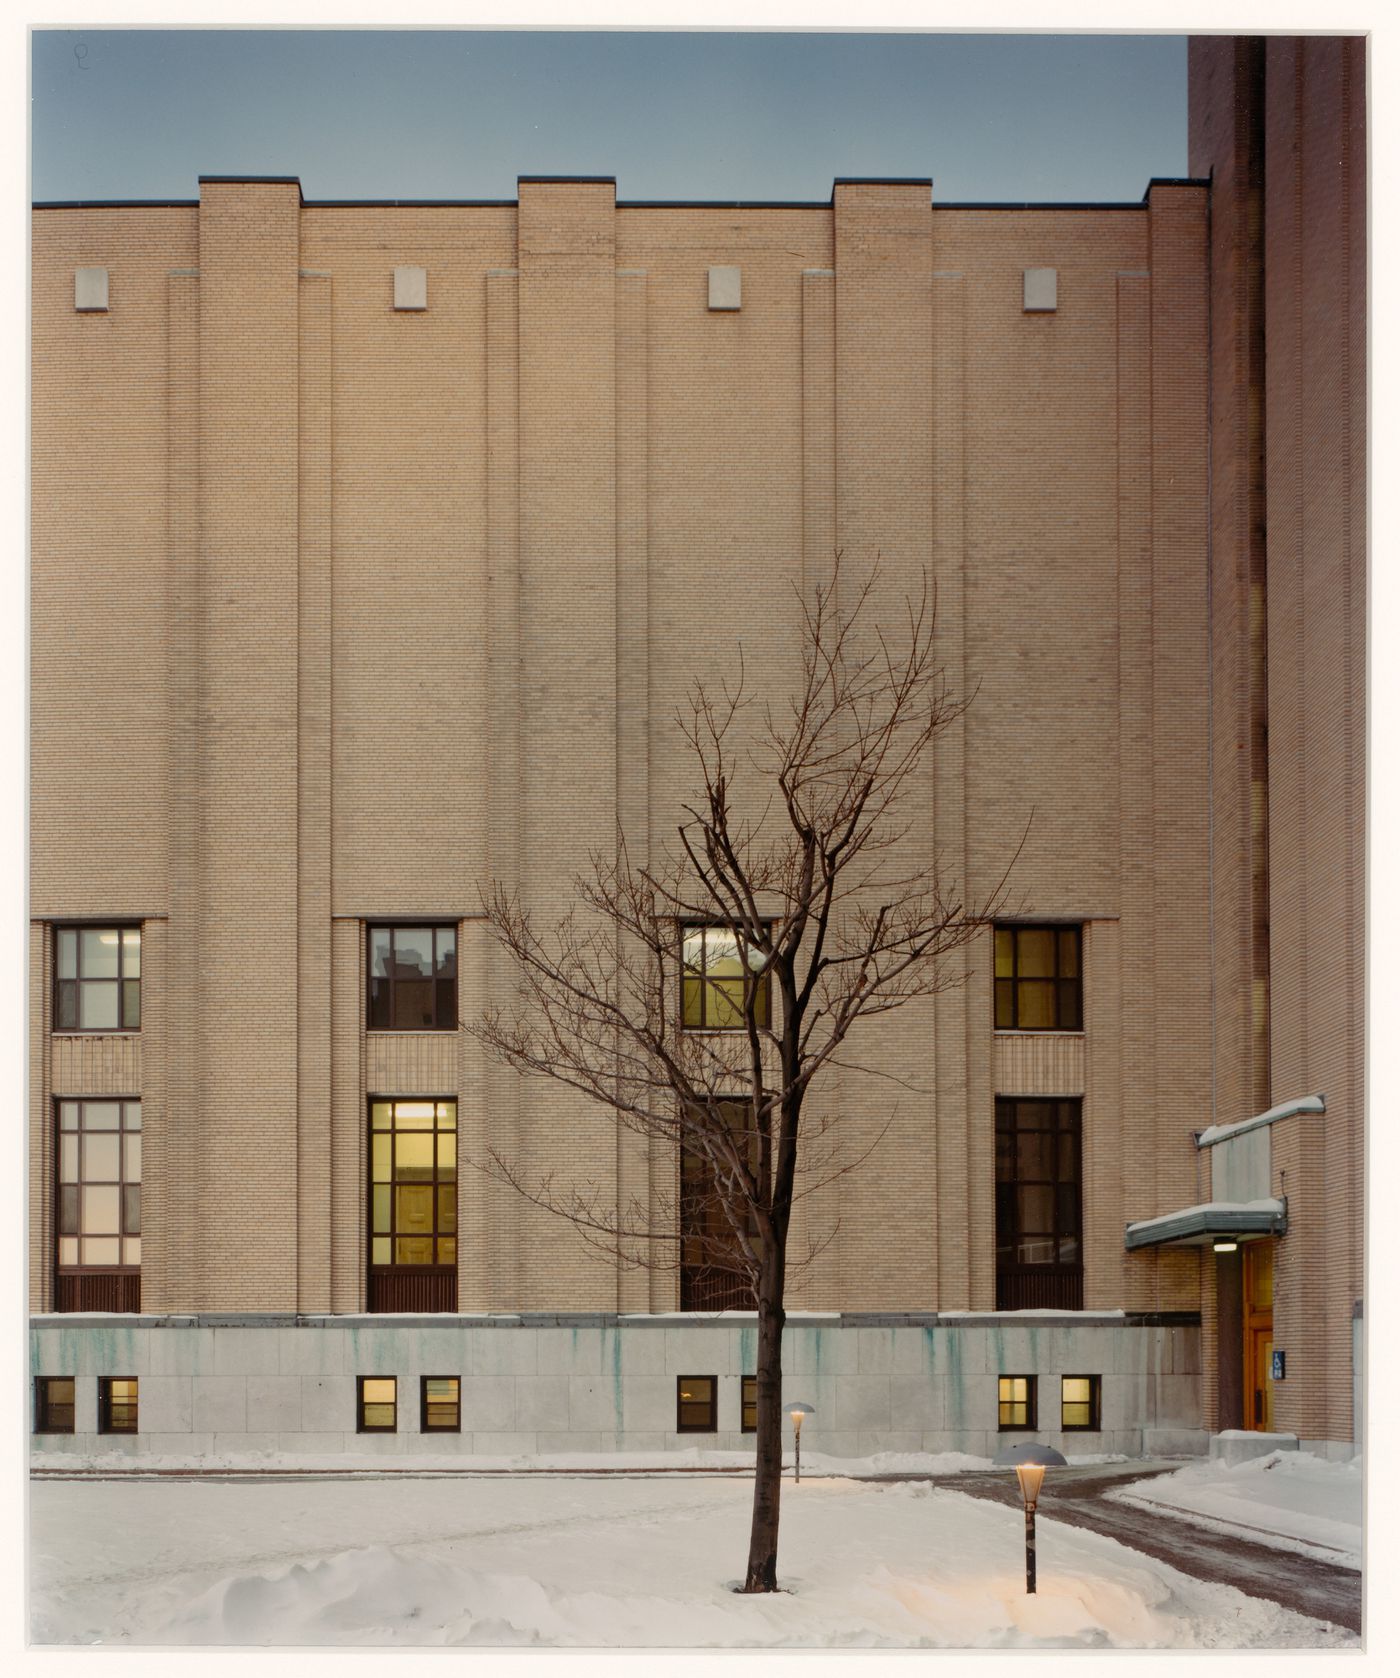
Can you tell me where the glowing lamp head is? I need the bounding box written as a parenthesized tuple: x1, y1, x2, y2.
(993, 1441, 1067, 1511)
(1213, 1238, 1239, 1254)
(788, 1400, 815, 1433)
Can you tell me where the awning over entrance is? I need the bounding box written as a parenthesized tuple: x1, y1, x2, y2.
(1124, 1197, 1286, 1251)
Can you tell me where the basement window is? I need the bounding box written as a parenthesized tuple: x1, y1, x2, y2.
(998, 1374, 1037, 1431)
(1061, 1374, 1101, 1431)
(34, 1377, 76, 1434)
(97, 1377, 138, 1434)
(358, 1376, 398, 1433)
(421, 1376, 461, 1433)
(741, 1375, 758, 1434)
(677, 1376, 717, 1433)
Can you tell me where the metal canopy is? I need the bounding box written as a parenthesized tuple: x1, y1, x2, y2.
(1123, 1198, 1286, 1251)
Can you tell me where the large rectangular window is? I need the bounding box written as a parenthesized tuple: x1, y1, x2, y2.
(56, 1099, 141, 1275)
(681, 925, 770, 1031)
(995, 1097, 1082, 1311)
(994, 925, 1081, 1031)
(680, 1100, 761, 1312)
(98, 1377, 138, 1434)
(54, 926, 140, 1032)
(368, 1099, 458, 1312)
(34, 1377, 76, 1434)
(367, 925, 458, 1031)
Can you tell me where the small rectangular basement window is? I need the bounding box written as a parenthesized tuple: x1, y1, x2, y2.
(1061, 1374, 1101, 1431)
(97, 1376, 138, 1434)
(677, 1375, 717, 1433)
(998, 1374, 1036, 1431)
(35, 1377, 76, 1434)
(741, 1375, 758, 1434)
(421, 1376, 461, 1432)
(358, 1376, 398, 1432)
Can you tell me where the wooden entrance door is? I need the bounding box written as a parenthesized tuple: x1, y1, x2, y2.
(1243, 1241, 1274, 1430)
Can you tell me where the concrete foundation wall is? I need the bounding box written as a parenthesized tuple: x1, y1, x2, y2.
(30, 1313, 1201, 1463)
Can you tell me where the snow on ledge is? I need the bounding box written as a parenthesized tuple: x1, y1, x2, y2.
(1196, 1093, 1325, 1148)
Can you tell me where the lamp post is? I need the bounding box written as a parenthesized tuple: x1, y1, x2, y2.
(788, 1401, 815, 1483)
(992, 1442, 1067, 1594)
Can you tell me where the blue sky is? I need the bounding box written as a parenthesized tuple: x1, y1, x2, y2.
(31, 30, 1186, 204)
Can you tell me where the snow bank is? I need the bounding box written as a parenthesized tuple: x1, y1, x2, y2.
(1109, 1449, 1362, 1569)
(30, 1471, 1355, 1648)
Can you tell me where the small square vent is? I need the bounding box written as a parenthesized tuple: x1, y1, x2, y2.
(394, 266, 428, 311)
(1023, 268, 1058, 313)
(74, 268, 109, 312)
(708, 266, 741, 311)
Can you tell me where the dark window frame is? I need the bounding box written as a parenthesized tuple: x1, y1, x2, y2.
(998, 1374, 1037, 1431)
(357, 1375, 398, 1433)
(55, 1097, 142, 1280)
(680, 1098, 762, 1312)
(368, 1097, 458, 1275)
(994, 924, 1082, 1033)
(995, 1096, 1083, 1307)
(680, 923, 772, 1033)
(53, 924, 142, 1034)
(676, 1375, 718, 1433)
(741, 1375, 758, 1434)
(97, 1375, 138, 1434)
(34, 1376, 76, 1434)
(420, 1375, 461, 1433)
(1060, 1373, 1102, 1431)
(366, 923, 459, 1032)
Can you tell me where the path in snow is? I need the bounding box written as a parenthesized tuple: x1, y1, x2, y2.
(944, 1466, 1362, 1635)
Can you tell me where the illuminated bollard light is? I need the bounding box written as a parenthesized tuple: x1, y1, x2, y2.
(992, 1440, 1068, 1594)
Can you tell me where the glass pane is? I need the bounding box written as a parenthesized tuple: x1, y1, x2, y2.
(424, 1377, 458, 1404)
(435, 1102, 456, 1130)
(1062, 1377, 1091, 1405)
(81, 929, 120, 979)
(1016, 928, 1055, 978)
(438, 1183, 457, 1232)
(59, 1102, 80, 1131)
(122, 979, 141, 1029)
(1058, 1131, 1079, 1179)
(679, 1378, 714, 1403)
(84, 1102, 121, 1130)
(436, 1134, 456, 1179)
(396, 1102, 436, 1130)
(396, 1236, 434, 1264)
(393, 928, 434, 977)
(682, 974, 703, 1028)
(363, 1378, 396, 1405)
(435, 977, 456, 1027)
(125, 1134, 142, 1180)
(396, 1184, 435, 1233)
(994, 978, 1013, 1029)
(1058, 928, 1079, 976)
(1017, 1185, 1053, 1232)
(56, 980, 77, 1029)
(392, 980, 433, 1028)
(85, 1133, 121, 1182)
(123, 1238, 141, 1266)
(1016, 1130, 1053, 1179)
(363, 1404, 395, 1429)
(83, 1184, 120, 1235)
(111, 1378, 138, 1403)
(1064, 1404, 1090, 1428)
(122, 928, 141, 975)
(57, 929, 77, 979)
(83, 1236, 120, 1265)
(371, 1101, 393, 1131)
(994, 928, 1013, 978)
(435, 930, 457, 976)
(58, 1237, 79, 1265)
(709, 978, 745, 1029)
(1016, 980, 1054, 1029)
(368, 978, 391, 1029)
(1018, 1234, 1056, 1264)
(59, 1184, 79, 1234)
(371, 1135, 392, 1182)
(79, 981, 120, 1030)
(123, 1184, 141, 1235)
(396, 1133, 434, 1176)
(437, 1237, 456, 1266)
(681, 930, 705, 973)
(1057, 1183, 1080, 1235)
(372, 1236, 391, 1264)
(60, 1136, 79, 1183)
(1058, 1233, 1080, 1265)
(1057, 980, 1081, 1031)
(368, 928, 392, 978)
(126, 1101, 142, 1131)
(372, 1185, 391, 1233)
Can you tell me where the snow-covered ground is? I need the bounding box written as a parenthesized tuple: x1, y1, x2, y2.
(29, 1469, 1357, 1648)
(1110, 1449, 1363, 1570)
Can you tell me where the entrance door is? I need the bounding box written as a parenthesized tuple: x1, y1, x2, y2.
(1243, 1241, 1274, 1431)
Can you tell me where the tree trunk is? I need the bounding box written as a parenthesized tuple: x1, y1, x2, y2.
(742, 1252, 786, 1592)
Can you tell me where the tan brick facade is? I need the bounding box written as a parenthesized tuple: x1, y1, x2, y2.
(29, 44, 1364, 1453)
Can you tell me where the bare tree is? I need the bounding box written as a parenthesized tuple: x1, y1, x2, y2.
(472, 560, 1013, 1594)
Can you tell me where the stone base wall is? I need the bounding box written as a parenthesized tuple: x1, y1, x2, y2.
(29, 1311, 1202, 1463)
